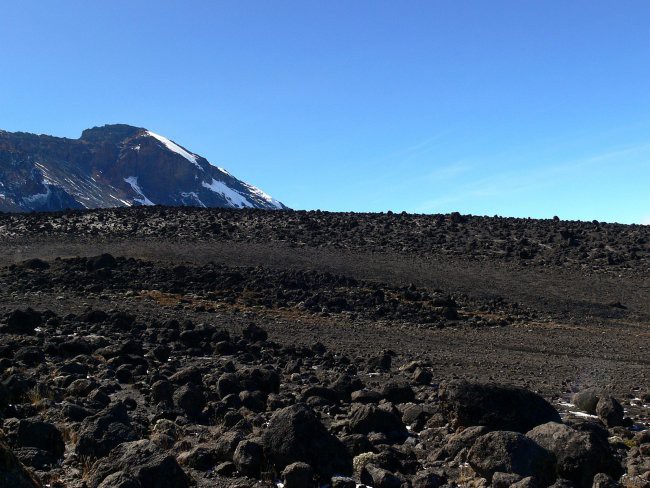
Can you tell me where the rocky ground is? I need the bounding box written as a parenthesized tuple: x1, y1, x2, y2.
(0, 208, 648, 487)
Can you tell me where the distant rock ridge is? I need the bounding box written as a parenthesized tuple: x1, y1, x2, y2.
(0, 124, 287, 212)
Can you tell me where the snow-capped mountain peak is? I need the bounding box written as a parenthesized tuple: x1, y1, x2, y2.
(0, 124, 287, 212)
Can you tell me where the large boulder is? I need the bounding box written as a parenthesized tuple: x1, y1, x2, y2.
(173, 384, 206, 419)
(439, 381, 561, 433)
(467, 431, 556, 484)
(15, 419, 65, 459)
(262, 403, 352, 477)
(571, 389, 600, 415)
(87, 439, 190, 488)
(4, 309, 42, 335)
(75, 404, 137, 459)
(233, 439, 263, 477)
(282, 461, 314, 488)
(0, 439, 40, 488)
(526, 422, 622, 487)
(595, 396, 625, 428)
(348, 403, 407, 438)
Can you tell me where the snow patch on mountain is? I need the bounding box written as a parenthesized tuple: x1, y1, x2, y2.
(180, 191, 206, 207)
(124, 176, 155, 206)
(23, 184, 51, 204)
(242, 182, 283, 209)
(202, 178, 252, 208)
(146, 130, 203, 171)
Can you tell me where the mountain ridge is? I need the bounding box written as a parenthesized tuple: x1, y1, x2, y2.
(0, 124, 287, 212)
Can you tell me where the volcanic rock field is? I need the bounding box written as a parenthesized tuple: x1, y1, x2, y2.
(0, 208, 648, 487)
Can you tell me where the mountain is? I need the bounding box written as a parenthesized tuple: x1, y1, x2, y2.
(0, 124, 287, 212)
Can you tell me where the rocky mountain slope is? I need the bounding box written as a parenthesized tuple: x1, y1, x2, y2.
(0, 209, 648, 486)
(0, 124, 286, 211)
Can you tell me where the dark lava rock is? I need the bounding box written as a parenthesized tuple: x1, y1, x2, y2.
(571, 389, 600, 415)
(75, 404, 137, 459)
(20, 258, 50, 270)
(87, 439, 190, 488)
(413, 367, 433, 385)
(591, 473, 619, 488)
(243, 323, 268, 342)
(331, 476, 356, 488)
(361, 464, 404, 488)
(492, 472, 524, 488)
(233, 439, 263, 477)
(151, 380, 174, 404)
(88, 253, 118, 271)
(527, 422, 621, 487)
(438, 425, 489, 460)
(381, 381, 415, 404)
(439, 381, 561, 433)
(173, 384, 206, 419)
(0, 439, 40, 488)
(595, 396, 625, 428)
(351, 389, 383, 404)
(15, 418, 65, 459)
(262, 403, 352, 477)
(4, 309, 42, 334)
(213, 431, 244, 462)
(13, 346, 45, 366)
(179, 446, 218, 470)
(14, 446, 58, 470)
(96, 471, 141, 488)
(348, 403, 407, 438)
(467, 431, 555, 484)
(214, 461, 236, 476)
(282, 461, 314, 488)
(411, 470, 446, 488)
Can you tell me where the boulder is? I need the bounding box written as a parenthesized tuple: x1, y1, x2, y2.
(233, 439, 263, 477)
(411, 470, 446, 488)
(4, 309, 42, 334)
(282, 461, 314, 488)
(348, 403, 407, 438)
(87, 439, 190, 488)
(0, 439, 40, 488)
(595, 396, 625, 428)
(591, 473, 619, 488)
(467, 431, 555, 484)
(526, 422, 622, 487)
(381, 381, 415, 404)
(361, 464, 404, 488)
(571, 389, 600, 415)
(15, 419, 65, 459)
(439, 381, 561, 432)
(173, 384, 206, 419)
(96, 471, 140, 488)
(262, 403, 351, 477)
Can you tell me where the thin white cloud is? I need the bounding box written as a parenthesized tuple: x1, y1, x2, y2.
(413, 143, 650, 214)
(641, 216, 650, 225)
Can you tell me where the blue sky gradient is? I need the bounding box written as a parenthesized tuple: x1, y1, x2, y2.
(1, 1, 649, 223)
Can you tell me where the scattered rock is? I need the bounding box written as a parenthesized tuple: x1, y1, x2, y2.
(527, 422, 622, 488)
(467, 431, 555, 484)
(439, 381, 561, 432)
(262, 403, 352, 477)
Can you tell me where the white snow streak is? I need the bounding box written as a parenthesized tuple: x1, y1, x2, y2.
(242, 182, 283, 208)
(23, 183, 51, 204)
(202, 178, 253, 208)
(180, 191, 206, 207)
(124, 176, 155, 206)
(146, 131, 203, 170)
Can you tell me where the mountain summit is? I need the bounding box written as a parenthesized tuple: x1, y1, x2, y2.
(0, 124, 287, 212)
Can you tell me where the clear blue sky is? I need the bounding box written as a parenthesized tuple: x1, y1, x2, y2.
(1, 1, 649, 223)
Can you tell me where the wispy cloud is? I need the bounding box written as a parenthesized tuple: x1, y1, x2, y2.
(413, 143, 650, 214)
(641, 216, 650, 225)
